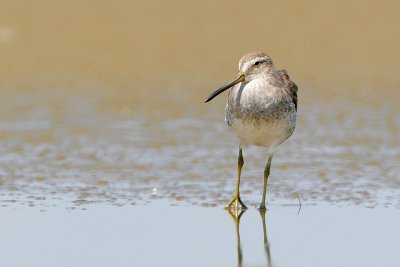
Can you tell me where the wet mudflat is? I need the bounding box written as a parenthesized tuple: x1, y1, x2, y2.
(0, 89, 398, 209)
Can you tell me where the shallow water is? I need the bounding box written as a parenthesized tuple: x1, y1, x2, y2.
(1, 202, 400, 267)
(1, 1, 400, 266)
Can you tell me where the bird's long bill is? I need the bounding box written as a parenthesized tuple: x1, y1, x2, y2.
(204, 73, 245, 103)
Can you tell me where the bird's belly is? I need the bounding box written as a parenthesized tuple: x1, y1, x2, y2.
(227, 110, 296, 148)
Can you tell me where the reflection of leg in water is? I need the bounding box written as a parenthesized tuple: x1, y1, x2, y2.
(259, 209, 272, 266)
(226, 209, 246, 267)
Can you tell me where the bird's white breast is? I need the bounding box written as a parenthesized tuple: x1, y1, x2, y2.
(225, 78, 296, 148)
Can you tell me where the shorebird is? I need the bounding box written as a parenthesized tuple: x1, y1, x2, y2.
(204, 52, 298, 211)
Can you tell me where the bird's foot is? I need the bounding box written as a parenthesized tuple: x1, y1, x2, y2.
(226, 196, 247, 212)
(258, 204, 267, 211)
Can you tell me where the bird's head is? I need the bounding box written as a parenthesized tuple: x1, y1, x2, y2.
(239, 52, 275, 81)
(204, 52, 274, 103)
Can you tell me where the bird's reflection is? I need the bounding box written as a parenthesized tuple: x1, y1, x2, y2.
(259, 209, 272, 265)
(226, 209, 273, 267)
(226, 209, 245, 267)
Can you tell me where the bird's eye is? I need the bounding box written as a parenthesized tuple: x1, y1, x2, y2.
(254, 61, 261, 66)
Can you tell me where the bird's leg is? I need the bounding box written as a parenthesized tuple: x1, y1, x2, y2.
(227, 147, 247, 211)
(259, 153, 273, 210)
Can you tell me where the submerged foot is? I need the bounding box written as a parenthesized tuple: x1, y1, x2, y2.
(258, 203, 267, 211)
(226, 196, 247, 212)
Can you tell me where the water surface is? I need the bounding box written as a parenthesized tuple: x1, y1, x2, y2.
(1, 203, 400, 267)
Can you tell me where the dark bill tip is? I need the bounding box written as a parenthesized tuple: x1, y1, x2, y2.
(204, 73, 245, 103)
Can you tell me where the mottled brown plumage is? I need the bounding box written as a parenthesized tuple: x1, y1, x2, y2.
(277, 69, 298, 111)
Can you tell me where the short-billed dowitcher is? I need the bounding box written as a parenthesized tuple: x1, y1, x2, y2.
(204, 52, 298, 211)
